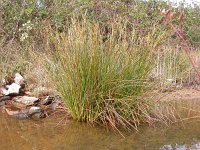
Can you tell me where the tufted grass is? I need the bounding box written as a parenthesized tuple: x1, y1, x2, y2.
(34, 18, 171, 129)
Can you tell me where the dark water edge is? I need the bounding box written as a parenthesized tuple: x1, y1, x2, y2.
(1, 112, 200, 150)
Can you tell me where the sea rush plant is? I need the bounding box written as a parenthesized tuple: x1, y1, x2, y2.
(38, 18, 168, 129)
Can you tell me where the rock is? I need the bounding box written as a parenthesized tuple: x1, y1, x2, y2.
(160, 145, 173, 150)
(5, 107, 45, 120)
(5, 109, 20, 116)
(5, 83, 21, 96)
(189, 143, 200, 150)
(0, 101, 5, 107)
(10, 101, 27, 109)
(41, 96, 54, 105)
(0, 73, 61, 120)
(13, 113, 29, 119)
(0, 87, 8, 95)
(28, 107, 47, 119)
(24, 91, 32, 95)
(3, 76, 14, 85)
(49, 101, 59, 110)
(14, 73, 24, 85)
(5, 109, 29, 119)
(0, 96, 11, 102)
(31, 112, 46, 120)
(5, 85, 10, 89)
(14, 96, 39, 106)
(28, 106, 41, 115)
(175, 144, 186, 150)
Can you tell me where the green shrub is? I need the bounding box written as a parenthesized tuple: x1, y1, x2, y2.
(1, 0, 199, 47)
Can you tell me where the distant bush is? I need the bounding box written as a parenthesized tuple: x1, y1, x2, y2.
(0, 0, 199, 46)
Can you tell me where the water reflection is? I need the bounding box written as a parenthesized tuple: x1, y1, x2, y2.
(1, 112, 200, 150)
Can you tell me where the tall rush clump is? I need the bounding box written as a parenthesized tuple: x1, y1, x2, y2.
(40, 18, 168, 129)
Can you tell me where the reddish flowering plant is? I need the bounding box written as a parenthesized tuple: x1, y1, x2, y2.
(159, 6, 200, 81)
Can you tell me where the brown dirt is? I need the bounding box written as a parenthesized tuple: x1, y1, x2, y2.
(162, 87, 200, 101)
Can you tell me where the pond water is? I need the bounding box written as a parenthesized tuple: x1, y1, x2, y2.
(1, 113, 200, 150)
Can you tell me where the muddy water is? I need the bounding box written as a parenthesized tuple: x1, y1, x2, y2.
(1, 113, 200, 150)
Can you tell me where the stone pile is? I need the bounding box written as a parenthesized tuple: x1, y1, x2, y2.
(0, 73, 61, 119)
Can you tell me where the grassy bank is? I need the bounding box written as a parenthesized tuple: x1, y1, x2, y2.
(0, 0, 200, 129)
